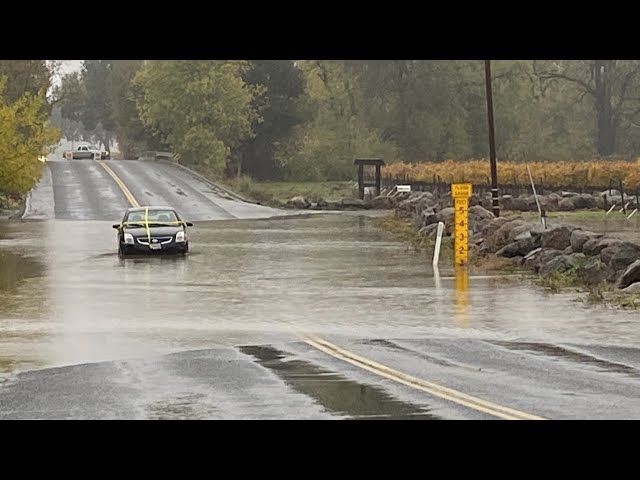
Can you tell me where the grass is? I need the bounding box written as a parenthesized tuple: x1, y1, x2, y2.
(539, 269, 582, 292)
(540, 270, 640, 310)
(372, 214, 454, 260)
(585, 283, 609, 304)
(537, 254, 592, 292)
(471, 255, 531, 274)
(225, 177, 358, 207)
(614, 294, 640, 309)
(581, 287, 640, 310)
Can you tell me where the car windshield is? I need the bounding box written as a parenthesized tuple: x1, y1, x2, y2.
(125, 209, 179, 225)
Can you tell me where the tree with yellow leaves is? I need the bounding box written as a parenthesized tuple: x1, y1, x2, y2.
(0, 77, 60, 196)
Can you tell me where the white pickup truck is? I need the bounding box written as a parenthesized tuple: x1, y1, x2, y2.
(63, 145, 110, 160)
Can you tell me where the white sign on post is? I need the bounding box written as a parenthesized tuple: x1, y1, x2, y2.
(396, 185, 411, 192)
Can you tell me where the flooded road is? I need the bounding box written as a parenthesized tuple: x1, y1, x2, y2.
(3, 212, 640, 374)
(2, 213, 640, 419)
(2, 159, 640, 419)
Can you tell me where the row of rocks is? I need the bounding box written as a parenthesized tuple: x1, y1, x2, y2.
(285, 188, 638, 213)
(410, 201, 640, 293)
(484, 190, 638, 213)
(492, 221, 640, 290)
(285, 194, 399, 210)
(285, 189, 445, 211)
(285, 196, 371, 210)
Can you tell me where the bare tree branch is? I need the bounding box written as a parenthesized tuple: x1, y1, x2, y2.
(533, 59, 597, 96)
(613, 66, 640, 119)
(537, 72, 596, 96)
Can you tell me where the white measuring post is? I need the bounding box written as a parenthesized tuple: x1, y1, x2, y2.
(627, 209, 638, 220)
(432, 221, 445, 268)
(526, 164, 544, 226)
(434, 265, 442, 290)
(606, 204, 616, 215)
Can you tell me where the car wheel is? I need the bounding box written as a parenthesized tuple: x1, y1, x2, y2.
(118, 243, 130, 257)
(182, 242, 189, 255)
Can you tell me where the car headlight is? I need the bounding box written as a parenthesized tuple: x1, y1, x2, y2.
(124, 233, 134, 245)
(175, 231, 185, 242)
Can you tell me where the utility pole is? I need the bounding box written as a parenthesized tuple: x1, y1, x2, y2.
(484, 60, 500, 217)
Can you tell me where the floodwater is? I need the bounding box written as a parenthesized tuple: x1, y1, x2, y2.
(1, 213, 639, 377)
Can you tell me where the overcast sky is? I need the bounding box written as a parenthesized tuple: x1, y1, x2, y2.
(50, 60, 84, 88)
(60, 60, 83, 74)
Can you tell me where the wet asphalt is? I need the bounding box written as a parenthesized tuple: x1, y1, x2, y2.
(2, 158, 640, 419)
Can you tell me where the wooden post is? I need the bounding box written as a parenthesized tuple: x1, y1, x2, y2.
(357, 163, 364, 200)
(375, 163, 381, 196)
(485, 60, 500, 217)
(620, 180, 626, 214)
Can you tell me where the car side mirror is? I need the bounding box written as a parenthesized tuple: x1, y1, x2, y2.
(112, 224, 120, 229)
(185, 222, 193, 227)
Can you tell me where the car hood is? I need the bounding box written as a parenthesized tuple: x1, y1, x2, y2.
(124, 226, 183, 236)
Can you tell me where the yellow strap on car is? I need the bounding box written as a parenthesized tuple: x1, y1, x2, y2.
(145, 206, 151, 244)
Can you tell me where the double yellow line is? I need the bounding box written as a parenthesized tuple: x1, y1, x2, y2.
(98, 159, 543, 420)
(304, 336, 545, 420)
(99, 161, 140, 208)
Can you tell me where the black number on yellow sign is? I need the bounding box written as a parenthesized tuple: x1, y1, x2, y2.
(459, 233, 466, 241)
(458, 246, 466, 254)
(458, 207, 466, 214)
(459, 220, 465, 227)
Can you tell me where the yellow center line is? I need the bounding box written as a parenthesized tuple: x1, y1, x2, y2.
(302, 334, 545, 420)
(98, 161, 140, 208)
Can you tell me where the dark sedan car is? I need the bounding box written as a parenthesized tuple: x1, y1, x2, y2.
(113, 206, 193, 256)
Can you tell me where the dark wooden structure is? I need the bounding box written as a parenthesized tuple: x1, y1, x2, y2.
(354, 158, 385, 200)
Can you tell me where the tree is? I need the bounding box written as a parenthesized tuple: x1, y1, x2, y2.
(0, 61, 52, 104)
(533, 60, 640, 156)
(108, 60, 164, 158)
(56, 72, 86, 127)
(81, 60, 115, 148)
(0, 78, 60, 194)
(134, 60, 262, 176)
(275, 60, 400, 181)
(238, 60, 306, 179)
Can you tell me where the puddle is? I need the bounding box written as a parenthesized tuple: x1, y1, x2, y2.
(240, 345, 439, 420)
(489, 341, 640, 378)
(145, 393, 213, 420)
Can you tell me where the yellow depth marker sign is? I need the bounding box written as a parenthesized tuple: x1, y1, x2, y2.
(451, 183, 473, 267)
